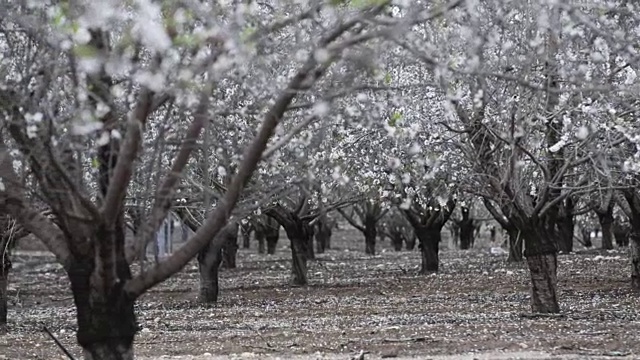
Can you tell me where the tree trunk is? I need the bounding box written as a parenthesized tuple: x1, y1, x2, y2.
(305, 223, 315, 260)
(414, 227, 441, 273)
(614, 221, 630, 247)
(315, 219, 332, 254)
(405, 234, 416, 250)
(198, 244, 222, 303)
(556, 216, 574, 253)
(598, 209, 614, 250)
(581, 227, 592, 248)
(69, 261, 137, 360)
(264, 218, 279, 255)
(240, 222, 252, 249)
(630, 231, 640, 290)
(221, 222, 239, 269)
(459, 221, 473, 250)
(0, 258, 8, 334)
(364, 217, 377, 255)
(522, 224, 559, 313)
(525, 252, 560, 313)
(256, 229, 266, 254)
(389, 228, 403, 251)
(506, 227, 523, 263)
(290, 234, 308, 286)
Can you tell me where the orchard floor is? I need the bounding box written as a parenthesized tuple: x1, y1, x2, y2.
(1, 230, 639, 359)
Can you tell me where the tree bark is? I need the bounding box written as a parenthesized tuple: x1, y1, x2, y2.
(198, 223, 237, 302)
(613, 220, 630, 247)
(266, 207, 311, 286)
(198, 246, 222, 303)
(597, 206, 614, 250)
(630, 231, 640, 290)
(364, 216, 377, 255)
(240, 222, 252, 249)
(264, 217, 279, 255)
(221, 222, 239, 269)
(414, 227, 441, 273)
(506, 227, 523, 262)
(255, 226, 266, 254)
(526, 252, 560, 313)
(581, 227, 592, 248)
(315, 216, 332, 254)
(0, 258, 8, 334)
(522, 224, 559, 313)
(69, 259, 136, 360)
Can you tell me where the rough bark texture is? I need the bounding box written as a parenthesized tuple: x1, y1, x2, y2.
(526, 253, 560, 313)
(414, 227, 441, 274)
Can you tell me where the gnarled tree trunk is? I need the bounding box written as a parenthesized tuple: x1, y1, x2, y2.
(613, 220, 630, 247)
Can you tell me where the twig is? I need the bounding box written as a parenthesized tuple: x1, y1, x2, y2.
(520, 312, 566, 319)
(382, 336, 429, 343)
(42, 326, 76, 360)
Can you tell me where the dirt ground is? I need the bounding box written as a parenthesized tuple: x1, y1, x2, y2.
(1, 228, 639, 359)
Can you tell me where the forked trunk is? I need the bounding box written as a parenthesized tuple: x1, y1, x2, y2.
(241, 224, 252, 249)
(525, 253, 559, 313)
(630, 231, 640, 290)
(415, 227, 440, 273)
(507, 227, 523, 263)
(198, 245, 222, 303)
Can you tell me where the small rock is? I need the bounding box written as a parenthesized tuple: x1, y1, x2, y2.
(381, 350, 399, 358)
